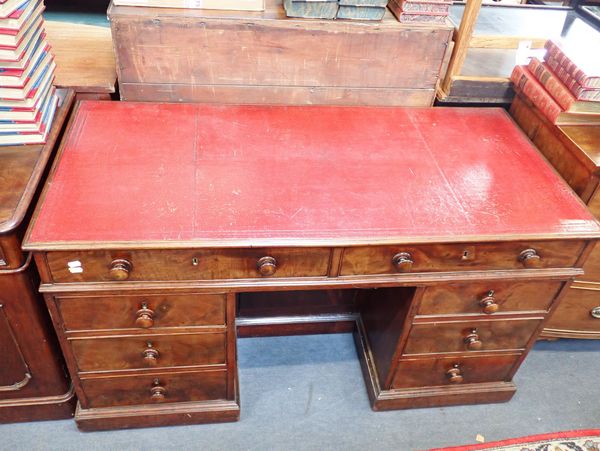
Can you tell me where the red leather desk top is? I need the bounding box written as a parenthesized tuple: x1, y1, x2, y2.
(24, 101, 600, 249)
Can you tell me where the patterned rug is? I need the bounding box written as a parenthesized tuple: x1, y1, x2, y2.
(428, 430, 600, 451)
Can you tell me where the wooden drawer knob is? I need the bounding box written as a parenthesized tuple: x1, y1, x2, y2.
(446, 365, 463, 384)
(479, 290, 499, 314)
(392, 252, 413, 272)
(518, 249, 541, 268)
(135, 303, 154, 328)
(142, 342, 159, 366)
(591, 307, 600, 319)
(464, 329, 483, 351)
(150, 379, 166, 401)
(257, 256, 277, 276)
(109, 258, 132, 281)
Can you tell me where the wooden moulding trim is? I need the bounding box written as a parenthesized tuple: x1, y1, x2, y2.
(540, 329, 600, 339)
(401, 349, 527, 358)
(376, 381, 517, 400)
(0, 253, 32, 276)
(75, 398, 241, 419)
(451, 75, 511, 83)
(77, 364, 229, 379)
(22, 233, 600, 251)
(0, 373, 31, 392)
(236, 313, 359, 327)
(468, 36, 547, 49)
(0, 383, 76, 407)
(571, 282, 600, 290)
(354, 317, 383, 399)
(38, 268, 584, 293)
(413, 312, 547, 322)
(65, 326, 227, 339)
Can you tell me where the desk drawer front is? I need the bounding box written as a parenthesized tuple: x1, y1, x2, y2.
(417, 281, 562, 316)
(545, 285, 600, 334)
(392, 354, 520, 389)
(404, 318, 541, 355)
(340, 241, 584, 276)
(81, 369, 228, 408)
(71, 333, 226, 373)
(45, 248, 331, 283)
(57, 293, 227, 332)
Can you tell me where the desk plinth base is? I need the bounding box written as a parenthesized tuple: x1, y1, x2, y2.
(75, 398, 240, 432)
(0, 385, 76, 423)
(353, 323, 517, 411)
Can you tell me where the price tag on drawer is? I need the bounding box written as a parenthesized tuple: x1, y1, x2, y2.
(68, 260, 83, 274)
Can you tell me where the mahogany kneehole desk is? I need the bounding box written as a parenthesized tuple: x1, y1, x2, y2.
(24, 101, 600, 431)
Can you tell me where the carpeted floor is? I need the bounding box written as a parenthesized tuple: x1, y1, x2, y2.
(1, 335, 599, 451)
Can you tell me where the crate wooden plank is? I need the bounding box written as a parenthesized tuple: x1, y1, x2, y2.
(119, 82, 437, 106)
(109, 0, 452, 105)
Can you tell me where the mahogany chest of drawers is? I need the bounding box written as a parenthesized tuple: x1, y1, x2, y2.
(24, 102, 600, 430)
(0, 90, 75, 422)
(510, 94, 600, 339)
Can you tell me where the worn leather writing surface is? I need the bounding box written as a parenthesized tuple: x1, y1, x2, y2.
(26, 102, 600, 246)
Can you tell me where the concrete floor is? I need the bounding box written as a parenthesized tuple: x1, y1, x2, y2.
(1, 334, 599, 451)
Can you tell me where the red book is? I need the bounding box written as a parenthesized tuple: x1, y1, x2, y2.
(528, 58, 576, 110)
(544, 40, 600, 89)
(511, 65, 562, 123)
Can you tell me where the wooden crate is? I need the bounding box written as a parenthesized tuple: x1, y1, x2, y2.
(108, 0, 453, 106)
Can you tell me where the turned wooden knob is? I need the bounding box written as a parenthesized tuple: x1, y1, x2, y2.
(591, 307, 600, 319)
(109, 258, 132, 281)
(135, 303, 154, 328)
(446, 365, 464, 384)
(142, 343, 159, 366)
(257, 256, 277, 276)
(392, 252, 413, 272)
(150, 379, 166, 401)
(479, 290, 499, 314)
(519, 249, 541, 268)
(464, 329, 483, 351)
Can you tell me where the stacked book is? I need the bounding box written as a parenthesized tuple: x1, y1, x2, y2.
(510, 40, 600, 125)
(284, 0, 339, 19)
(0, 0, 56, 146)
(337, 0, 388, 20)
(388, 0, 451, 24)
(284, 0, 387, 20)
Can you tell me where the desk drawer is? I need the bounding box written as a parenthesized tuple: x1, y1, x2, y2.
(417, 281, 562, 316)
(71, 333, 226, 373)
(80, 369, 228, 408)
(392, 354, 520, 389)
(404, 318, 542, 355)
(45, 248, 331, 283)
(56, 293, 227, 332)
(544, 285, 600, 334)
(340, 241, 584, 276)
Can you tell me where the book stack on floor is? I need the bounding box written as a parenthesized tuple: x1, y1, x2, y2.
(0, 0, 57, 146)
(387, 0, 451, 24)
(510, 40, 600, 125)
(284, 0, 387, 20)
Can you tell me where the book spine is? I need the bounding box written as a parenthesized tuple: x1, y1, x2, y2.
(527, 58, 576, 111)
(578, 89, 600, 101)
(545, 54, 584, 97)
(510, 65, 562, 124)
(545, 40, 600, 89)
